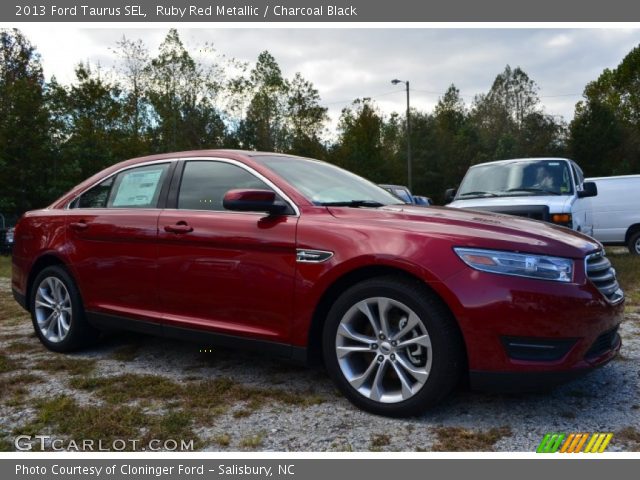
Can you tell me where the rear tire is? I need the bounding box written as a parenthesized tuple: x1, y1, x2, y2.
(30, 265, 99, 352)
(322, 275, 464, 417)
(628, 231, 640, 255)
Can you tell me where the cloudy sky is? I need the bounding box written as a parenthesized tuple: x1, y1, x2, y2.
(18, 27, 640, 131)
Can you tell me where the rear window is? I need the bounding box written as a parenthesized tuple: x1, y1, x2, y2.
(70, 163, 170, 209)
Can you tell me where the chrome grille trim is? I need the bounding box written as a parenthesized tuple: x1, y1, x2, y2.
(585, 251, 624, 304)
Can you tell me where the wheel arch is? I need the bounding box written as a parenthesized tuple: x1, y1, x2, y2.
(25, 253, 71, 312)
(625, 223, 640, 244)
(305, 263, 467, 367)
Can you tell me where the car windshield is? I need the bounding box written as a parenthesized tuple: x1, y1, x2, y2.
(456, 160, 574, 199)
(391, 188, 413, 204)
(259, 156, 403, 207)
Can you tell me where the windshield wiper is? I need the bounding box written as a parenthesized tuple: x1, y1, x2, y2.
(458, 191, 499, 198)
(504, 188, 560, 196)
(320, 200, 386, 208)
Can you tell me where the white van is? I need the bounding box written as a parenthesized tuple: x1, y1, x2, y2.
(586, 175, 640, 254)
(446, 158, 598, 234)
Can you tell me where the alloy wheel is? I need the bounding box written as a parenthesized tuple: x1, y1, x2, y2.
(335, 296, 432, 403)
(34, 276, 72, 343)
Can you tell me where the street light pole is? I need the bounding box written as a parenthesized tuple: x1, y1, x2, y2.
(392, 79, 412, 191)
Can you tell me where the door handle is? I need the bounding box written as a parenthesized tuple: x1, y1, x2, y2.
(164, 223, 194, 234)
(70, 221, 89, 231)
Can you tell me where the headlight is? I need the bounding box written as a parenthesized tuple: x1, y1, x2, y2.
(454, 248, 573, 283)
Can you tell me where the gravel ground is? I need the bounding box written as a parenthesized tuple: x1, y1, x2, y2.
(0, 276, 639, 452)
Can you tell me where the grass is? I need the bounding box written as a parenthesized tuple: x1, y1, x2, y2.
(608, 252, 640, 306)
(0, 437, 13, 451)
(0, 290, 28, 326)
(213, 433, 231, 447)
(0, 256, 10, 278)
(431, 426, 512, 452)
(16, 395, 199, 451)
(239, 432, 265, 449)
(70, 373, 324, 420)
(17, 395, 147, 442)
(33, 356, 96, 376)
(110, 343, 142, 362)
(70, 374, 183, 404)
(0, 373, 42, 406)
(370, 433, 391, 449)
(6, 341, 40, 353)
(616, 427, 640, 450)
(0, 353, 16, 373)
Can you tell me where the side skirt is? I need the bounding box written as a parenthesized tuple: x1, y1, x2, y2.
(87, 311, 308, 364)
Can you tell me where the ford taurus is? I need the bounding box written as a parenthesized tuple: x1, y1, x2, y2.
(11, 150, 624, 416)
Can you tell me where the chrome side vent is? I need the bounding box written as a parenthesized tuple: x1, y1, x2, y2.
(296, 249, 334, 263)
(585, 251, 624, 304)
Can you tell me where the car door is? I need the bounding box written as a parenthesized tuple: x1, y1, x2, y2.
(66, 162, 173, 322)
(157, 159, 298, 344)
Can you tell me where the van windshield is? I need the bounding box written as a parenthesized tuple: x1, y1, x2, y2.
(456, 160, 574, 199)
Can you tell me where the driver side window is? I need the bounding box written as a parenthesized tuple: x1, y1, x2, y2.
(177, 161, 273, 211)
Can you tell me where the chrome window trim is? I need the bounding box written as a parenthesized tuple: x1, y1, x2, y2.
(65, 156, 300, 217)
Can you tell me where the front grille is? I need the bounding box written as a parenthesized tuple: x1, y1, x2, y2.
(585, 251, 624, 304)
(469, 205, 549, 222)
(585, 326, 620, 359)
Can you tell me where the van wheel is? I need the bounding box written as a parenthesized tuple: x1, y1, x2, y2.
(628, 231, 640, 255)
(30, 266, 99, 352)
(322, 275, 464, 417)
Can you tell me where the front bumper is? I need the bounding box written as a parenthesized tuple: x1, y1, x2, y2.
(469, 332, 621, 392)
(439, 267, 624, 383)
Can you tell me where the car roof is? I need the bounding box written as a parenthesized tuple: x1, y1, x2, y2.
(48, 150, 319, 210)
(470, 157, 572, 168)
(121, 149, 303, 165)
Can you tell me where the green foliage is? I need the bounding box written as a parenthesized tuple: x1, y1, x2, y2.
(0, 29, 55, 213)
(570, 44, 640, 176)
(1, 29, 636, 216)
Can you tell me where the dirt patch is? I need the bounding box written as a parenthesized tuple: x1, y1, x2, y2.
(432, 426, 512, 451)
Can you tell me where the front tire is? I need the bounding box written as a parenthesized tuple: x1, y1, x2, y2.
(30, 265, 99, 352)
(322, 275, 464, 417)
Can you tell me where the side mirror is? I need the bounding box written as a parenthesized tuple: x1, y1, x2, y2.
(577, 181, 598, 198)
(444, 188, 457, 203)
(223, 189, 287, 215)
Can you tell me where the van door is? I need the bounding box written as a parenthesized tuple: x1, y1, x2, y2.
(570, 161, 593, 236)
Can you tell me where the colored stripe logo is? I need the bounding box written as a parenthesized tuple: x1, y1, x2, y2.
(536, 433, 613, 453)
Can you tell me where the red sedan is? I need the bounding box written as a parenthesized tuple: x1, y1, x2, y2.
(11, 150, 623, 416)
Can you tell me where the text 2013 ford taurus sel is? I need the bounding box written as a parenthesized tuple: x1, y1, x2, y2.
(11, 150, 624, 417)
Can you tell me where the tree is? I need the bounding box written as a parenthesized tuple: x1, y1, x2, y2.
(0, 28, 53, 214)
(570, 44, 640, 175)
(471, 65, 565, 161)
(146, 29, 225, 151)
(112, 36, 152, 155)
(285, 72, 328, 158)
(237, 51, 289, 151)
(52, 63, 127, 182)
(334, 98, 391, 182)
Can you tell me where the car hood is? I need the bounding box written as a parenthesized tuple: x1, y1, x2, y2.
(327, 205, 600, 259)
(448, 195, 572, 211)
